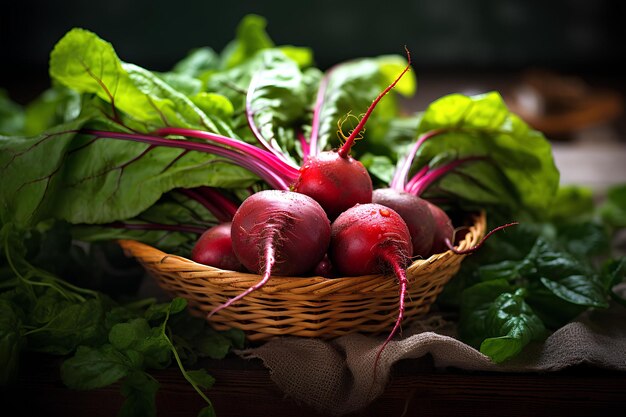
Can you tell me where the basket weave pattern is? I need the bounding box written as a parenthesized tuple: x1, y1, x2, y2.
(119, 212, 485, 341)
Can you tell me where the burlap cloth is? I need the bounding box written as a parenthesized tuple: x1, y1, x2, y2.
(238, 285, 626, 415)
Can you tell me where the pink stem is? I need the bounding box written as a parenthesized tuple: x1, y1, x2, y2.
(403, 165, 429, 192)
(390, 128, 448, 190)
(156, 127, 300, 174)
(179, 189, 232, 223)
(373, 251, 408, 380)
(297, 131, 311, 159)
(308, 71, 331, 156)
(208, 235, 275, 317)
(85, 129, 293, 190)
(408, 156, 485, 196)
(198, 187, 239, 221)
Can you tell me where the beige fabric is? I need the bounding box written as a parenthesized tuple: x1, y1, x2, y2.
(238, 287, 626, 416)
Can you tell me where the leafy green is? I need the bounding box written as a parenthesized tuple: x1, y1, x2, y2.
(119, 371, 159, 417)
(27, 295, 107, 354)
(451, 187, 625, 362)
(0, 111, 257, 229)
(61, 344, 133, 389)
(548, 185, 595, 223)
(462, 285, 545, 363)
(0, 89, 25, 135)
(600, 184, 626, 229)
(241, 50, 314, 160)
(0, 299, 23, 385)
(172, 47, 221, 77)
(0, 222, 243, 415)
(2, 12, 624, 413)
(71, 191, 219, 256)
(413, 92, 560, 219)
(50, 28, 227, 133)
(314, 55, 415, 154)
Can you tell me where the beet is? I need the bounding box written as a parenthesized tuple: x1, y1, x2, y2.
(191, 222, 244, 271)
(372, 188, 435, 258)
(294, 152, 373, 219)
(209, 190, 331, 316)
(426, 202, 455, 255)
(329, 203, 412, 374)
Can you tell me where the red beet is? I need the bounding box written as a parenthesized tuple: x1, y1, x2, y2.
(372, 188, 435, 258)
(191, 222, 244, 271)
(329, 203, 412, 373)
(293, 152, 373, 219)
(426, 202, 455, 255)
(209, 190, 331, 316)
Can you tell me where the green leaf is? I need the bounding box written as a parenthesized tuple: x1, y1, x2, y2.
(23, 85, 81, 136)
(540, 276, 609, 308)
(413, 92, 560, 218)
(198, 406, 218, 417)
(0, 113, 257, 227)
(190, 92, 234, 119)
(459, 279, 515, 347)
(603, 258, 626, 306)
(109, 317, 173, 370)
(0, 299, 23, 385)
(109, 318, 152, 351)
(72, 191, 218, 255)
(245, 52, 311, 161)
(603, 257, 626, 289)
(278, 46, 314, 69)
(0, 89, 25, 135)
(144, 298, 187, 322)
(172, 47, 220, 77)
(555, 221, 610, 258)
(360, 153, 396, 185)
(156, 72, 203, 96)
(119, 371, 159, 417)
(600, 184, 626, 229)
(61, 344, 131, 390)
(462, 287, 546, 363)
(548, 185, 595, 223)
(221, 14, 274, 69)
(49, 28, 230, 134)
(186, 369, 215, 390)
(27, 297, 107, 355)
(220, 328, 246, 350)
(477, 260, 524, 282)
(195, 333, 232, 360)
(314, 56, 415, 153)
(0, 118, 85, 227)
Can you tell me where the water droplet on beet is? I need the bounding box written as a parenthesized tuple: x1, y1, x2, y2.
(379, 208, 391, 217)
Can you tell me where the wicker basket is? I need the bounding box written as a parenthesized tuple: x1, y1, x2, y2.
(119, 212, 485, 341)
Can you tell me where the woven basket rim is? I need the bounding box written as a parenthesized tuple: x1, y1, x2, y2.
(118, 211, 486, 340)
(118, 211, 485, 285)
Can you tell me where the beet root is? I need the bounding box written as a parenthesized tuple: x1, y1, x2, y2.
(427, 202, 455, 255)
(191, 222, 244, 271)
(329, 203, 413, 377)
(293, 151, 373, 220)
(372, 188, 435, 258)
(208, 190, 331, 317)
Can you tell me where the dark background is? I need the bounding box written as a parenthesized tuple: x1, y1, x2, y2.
(1, 0, 624, 105)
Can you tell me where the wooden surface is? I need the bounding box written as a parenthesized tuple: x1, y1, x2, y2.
(3, 353, 625, 417)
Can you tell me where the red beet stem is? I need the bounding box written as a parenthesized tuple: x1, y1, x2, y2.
(208, 234, 276, 318)
(445, 222, 519, 255)
(337, 48, 412, 159)
(373, 250, 409, 379)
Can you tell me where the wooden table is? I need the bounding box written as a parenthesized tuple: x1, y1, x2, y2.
(3, 353, 625, 417)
